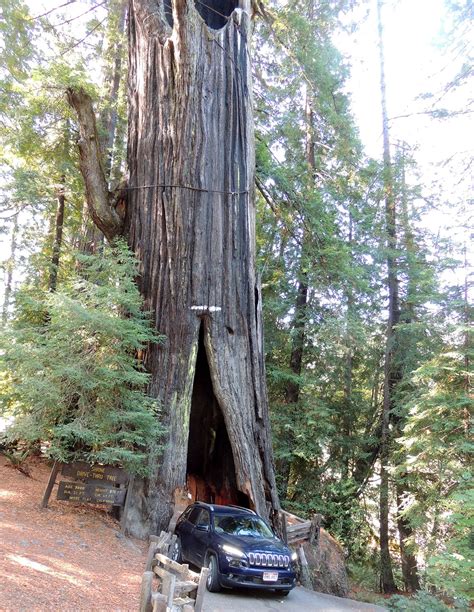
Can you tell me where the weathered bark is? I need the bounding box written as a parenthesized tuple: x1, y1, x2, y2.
(463, 245, 470, 434)
(48, 178, 65, 293)
(377, 0, 397, 593)
(121, 0, 280, 536)
(66, 88, 124, 241)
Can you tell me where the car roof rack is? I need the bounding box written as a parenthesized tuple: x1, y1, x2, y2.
(227, 505, 257, 515)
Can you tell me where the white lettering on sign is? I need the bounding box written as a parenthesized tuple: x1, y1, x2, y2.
(190, 306, 221, 312)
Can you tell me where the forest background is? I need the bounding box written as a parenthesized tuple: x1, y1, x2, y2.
(0, 0, 471, 609)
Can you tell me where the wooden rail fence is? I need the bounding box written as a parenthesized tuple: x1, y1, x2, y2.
(281, 510, 321, 546)
(139, 531, 209, 612)
(280, 510, 322, 590)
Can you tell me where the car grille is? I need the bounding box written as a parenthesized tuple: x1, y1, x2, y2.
(248, 552, 290, 568)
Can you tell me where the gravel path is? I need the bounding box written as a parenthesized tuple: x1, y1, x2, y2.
(0, 456, 146, 611)
(203, 587, 386, 611)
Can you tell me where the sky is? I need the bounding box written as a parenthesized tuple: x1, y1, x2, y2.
(339, 0, 449, 157)
(338, 0, 471, 187)
(337, 0, 472, 284)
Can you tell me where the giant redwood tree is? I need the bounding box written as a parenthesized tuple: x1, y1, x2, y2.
(67, 0, 281, 538)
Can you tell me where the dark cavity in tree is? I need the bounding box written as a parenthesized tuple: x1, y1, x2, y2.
(187, 323, 250, 508)
(163, 0, 173, 27)
(194, 0, 238, 30)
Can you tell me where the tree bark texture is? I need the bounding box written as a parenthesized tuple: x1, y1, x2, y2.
(66, 88, 124, 241)
(123, 0, 280, 536)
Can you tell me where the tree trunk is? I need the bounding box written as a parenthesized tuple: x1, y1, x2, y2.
(76, 0, 128, 254)
(279, 79, 314, 498)
(119, 0, 280, 536)
(66, 88, 124, 241)
(48, 177, 65, 293)
(341, 212, 354, 480)
(396, 484, 421, 591)
(395, 147, 420, 592)
(377, 0, 397, 593)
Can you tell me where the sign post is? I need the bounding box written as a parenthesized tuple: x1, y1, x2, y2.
(41, 461, 132, 531)
(40, 460, 61, 508)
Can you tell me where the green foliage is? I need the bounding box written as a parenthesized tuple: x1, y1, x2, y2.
(0, 0, 35, 80)
(396, 334, 473, 599)
(385, 590, 469, 612)
(347, 560, 381, 593)
(254, 0, 388, 556)
(0, 240, 166, 475)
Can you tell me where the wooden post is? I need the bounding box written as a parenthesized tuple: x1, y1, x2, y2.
(151, 592, 167, 612)
(280, 510, 288, 545)
(194, 567, 209, 612)
(161, 571, 176, 608)
(139, 571, 154, 612)
(309, 513, 322, 546)
(150, 533, 164, 544)
(40, 461, 61, 508)
(145, 540, 158, 572)
(298, 544, 312, 589)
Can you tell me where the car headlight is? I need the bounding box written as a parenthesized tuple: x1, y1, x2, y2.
(291, 551, 298, 561)
(222, 544, 245, 558)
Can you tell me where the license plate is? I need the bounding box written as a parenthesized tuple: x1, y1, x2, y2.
(262, 571, 279, 582)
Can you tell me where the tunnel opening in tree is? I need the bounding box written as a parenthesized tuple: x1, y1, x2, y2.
(194, 0, 239, 30)
(186, 322, 250, 508)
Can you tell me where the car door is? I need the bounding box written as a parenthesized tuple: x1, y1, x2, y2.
(179, 507, 202, 561)
(188, 508, 211, 567)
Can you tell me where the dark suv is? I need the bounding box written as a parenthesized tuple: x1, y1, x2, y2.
(172, 502, 297, 595)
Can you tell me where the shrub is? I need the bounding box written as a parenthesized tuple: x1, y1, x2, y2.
(0, 240, 166, 475)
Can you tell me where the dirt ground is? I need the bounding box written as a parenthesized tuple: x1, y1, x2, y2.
(0, 455, 147, 611)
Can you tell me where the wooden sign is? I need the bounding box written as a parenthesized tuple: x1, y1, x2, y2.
(41, 460, 135, 534)
(57, 480, 127, 505)
(61, 461, 129, 485)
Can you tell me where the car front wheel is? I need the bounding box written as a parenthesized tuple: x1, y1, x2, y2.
(206, 554, 221, 592)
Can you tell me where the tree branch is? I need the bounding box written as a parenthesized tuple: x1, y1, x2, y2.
(66, 87, 124, 241)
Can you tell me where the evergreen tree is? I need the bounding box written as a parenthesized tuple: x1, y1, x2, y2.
(1, 240, 165, 475)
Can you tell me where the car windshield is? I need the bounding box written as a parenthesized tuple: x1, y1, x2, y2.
(214, 515, 274, 538)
